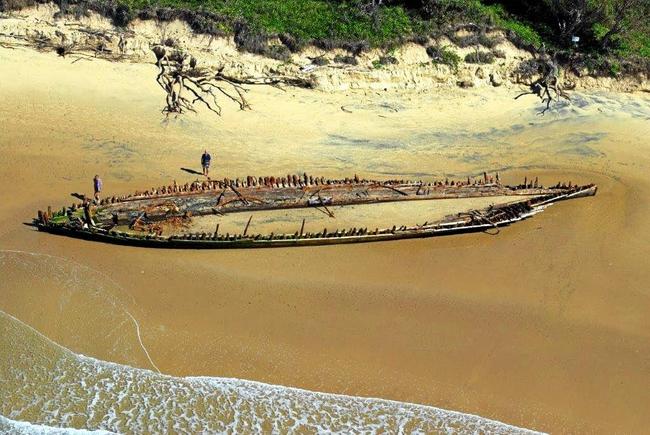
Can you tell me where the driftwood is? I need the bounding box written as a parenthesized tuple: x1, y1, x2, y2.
(0, 26, 133, 62)
(152, 44, 249, 116)
(514, 51, 573, 115)
(1, 27, 309, 118)
(152, 44, 312, 117)
(243, 215, 253, 235)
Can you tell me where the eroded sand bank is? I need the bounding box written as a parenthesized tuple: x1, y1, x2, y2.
(0, 47, 649, 433)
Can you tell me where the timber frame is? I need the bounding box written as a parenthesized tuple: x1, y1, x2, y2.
(34, 173, 597, 249)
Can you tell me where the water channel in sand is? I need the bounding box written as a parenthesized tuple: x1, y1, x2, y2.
(1, 47, 649, 433)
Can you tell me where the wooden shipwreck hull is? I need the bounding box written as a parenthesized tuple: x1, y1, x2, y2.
(34, 174, 597, 249)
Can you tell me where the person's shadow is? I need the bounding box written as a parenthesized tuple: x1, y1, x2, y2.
(181, 167, 203, 176)
(71, 193, 86, 200)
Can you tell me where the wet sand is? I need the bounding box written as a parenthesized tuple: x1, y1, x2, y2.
(1, 47, 649, 433)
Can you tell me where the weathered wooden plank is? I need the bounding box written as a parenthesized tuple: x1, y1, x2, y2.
(35, 184, 597, 249)
(89, 175, 590, 227)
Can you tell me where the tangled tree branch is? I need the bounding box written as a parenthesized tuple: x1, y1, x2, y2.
(152, 45, 249, 116)
(152, 44, 313, 117)
(0, 26, 132, 62)
(513, 51, 573, 115)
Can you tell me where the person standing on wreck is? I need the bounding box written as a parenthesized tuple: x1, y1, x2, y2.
(83, 198, 95, 227)
(93, 175, 102, 203)
(201, 150, 212, 177)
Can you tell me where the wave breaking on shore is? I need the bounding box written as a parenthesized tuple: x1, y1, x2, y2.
(0, 310, 542, 434)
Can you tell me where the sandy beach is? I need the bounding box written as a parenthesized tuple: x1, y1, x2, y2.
(1, 45, 649, 433)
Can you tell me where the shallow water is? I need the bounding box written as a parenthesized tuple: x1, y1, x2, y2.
(0, 311, 539, 434)
(1, 47, 649, 433)
(0, 250, 158, 371)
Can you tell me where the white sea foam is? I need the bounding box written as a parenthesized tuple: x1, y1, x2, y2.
(0, 310, 544, 435)
(0, 415, 115, 434)
(0, 250, 159, 372)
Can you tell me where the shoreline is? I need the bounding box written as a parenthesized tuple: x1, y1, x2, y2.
(0, 310, 543, 434)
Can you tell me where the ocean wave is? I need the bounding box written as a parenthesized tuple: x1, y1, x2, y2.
(0, 310, 543, 434)
(0, 415, 115, 434)
(0, 250, 158, 371)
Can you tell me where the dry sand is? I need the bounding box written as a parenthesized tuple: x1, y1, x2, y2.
(1, 46, 649, 433)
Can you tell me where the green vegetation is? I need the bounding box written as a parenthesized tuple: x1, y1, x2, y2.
(101, 0, 416, 45)
(608, 59, 621, 76)
(483, 0, 649, 58)
(1, 0, 647, 67)
(498, 18, 543, 48)
(427, 45, 461, 71)
(464, 50, 495, 64)
(333, 54, 358, 65)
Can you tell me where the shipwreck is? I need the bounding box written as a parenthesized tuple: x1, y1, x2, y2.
(34, 172, 596, 248)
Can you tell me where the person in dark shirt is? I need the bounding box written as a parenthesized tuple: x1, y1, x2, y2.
(201, 150, 212, 177)
(93, 175, 102, 203)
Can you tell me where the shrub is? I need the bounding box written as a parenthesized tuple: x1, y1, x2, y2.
(409, 34, 429, 45)
(427, 45, 461, 71)
(608, 60, 621, 77)
(311, 56, 329, 66)
(342, 40, 370, 56)
(63, 3, 89, 19)
(379, 55, 398, 65)
(373, 5, 412, 43)
(450, 30, 501, 49)
(9, 0, 647, 66)
(492, 48, 506, 58)
(162, 38, 176, 48)
(136, 6, 156, 20)
(419, 0, 489, 26)
(614, 30, 650, 59)
(578, 54, 607, 75)
(478, 32, 501, 48)
(464, 51, 495, 64)
(371, 56, 398, 69)
(514, 58, 542, 79)
(576, 54, 644, 77)
(154, 7, 177, 22)
(620, 57, 650, 75)
(313, 38, 339, 51)
(112, 3, 132, 28)
(266, 44, 291, 61)
(0, 0, 37, 12)
(279, 33, 305, 53)
(451, 33, 479, 48)
(334, 54, 358, 65)
(234, 22, 268, 55)
(185, 12, 228, 37)
(501, 20, 542, 49)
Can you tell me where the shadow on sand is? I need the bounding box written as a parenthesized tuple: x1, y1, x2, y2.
(181, 167, 204, 176)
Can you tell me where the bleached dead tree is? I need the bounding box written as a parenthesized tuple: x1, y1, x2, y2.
(152, 44, 313, 117)
(152, 45, 250, 116)
(513, 51, 573, 115)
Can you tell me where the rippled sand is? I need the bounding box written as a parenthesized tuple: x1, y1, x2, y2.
(1, 47, 649, 433)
